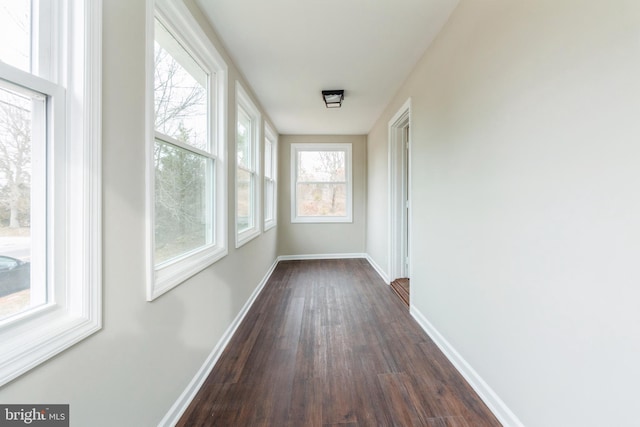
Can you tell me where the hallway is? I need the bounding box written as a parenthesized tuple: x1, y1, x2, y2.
(178, 259, 500, 426)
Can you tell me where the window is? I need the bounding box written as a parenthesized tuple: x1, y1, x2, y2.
(147, 0, 228, 300)
(291, 143, 353, 223)
(264, 123, 278, 231)
(235, 82, 261, 247)
(0, 81, 46, 321)
(0, 0, 101, 385)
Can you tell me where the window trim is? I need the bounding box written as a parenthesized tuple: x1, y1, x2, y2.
(0, 0, 102, 387)
(290, 143, 353, 224)
(263, 122, 277, 231)
(235, 81, 261, 248)
(146, 0, 228, 301)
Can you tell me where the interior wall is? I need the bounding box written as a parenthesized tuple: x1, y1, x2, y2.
(366, 121, 390, 276)
(278, 134, 367, 256)
(0, 1, 278, 425)
(367, 0, 640, 426)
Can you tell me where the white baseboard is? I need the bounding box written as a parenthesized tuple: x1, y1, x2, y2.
(410, 306, 525, 427)
(158, 258, 279, 427)
(365, 254, 390, 284)
(278, 253, 367, 261)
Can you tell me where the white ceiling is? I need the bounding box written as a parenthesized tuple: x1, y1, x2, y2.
(195, 0, 459, 135)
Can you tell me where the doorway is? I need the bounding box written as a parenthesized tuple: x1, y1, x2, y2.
(389, 99, 411, 307)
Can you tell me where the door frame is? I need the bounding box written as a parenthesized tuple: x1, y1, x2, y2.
(388, 98, 412, 282)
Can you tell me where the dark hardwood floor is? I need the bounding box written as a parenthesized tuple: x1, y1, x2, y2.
(178, 259, 501, 427)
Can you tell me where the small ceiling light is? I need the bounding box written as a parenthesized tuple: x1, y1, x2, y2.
(322, 90, 344, 108)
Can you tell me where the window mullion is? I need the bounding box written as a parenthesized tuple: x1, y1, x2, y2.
(155, 131, 213, 159)
(298, 180, 347, 185)
(30, 91, 48, 308)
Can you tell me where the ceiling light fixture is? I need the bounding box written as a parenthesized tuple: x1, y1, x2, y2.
(322, 90, 344, 108)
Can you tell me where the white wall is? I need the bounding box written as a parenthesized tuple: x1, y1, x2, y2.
(278, 134, 367, 256)
(367, 0, 640, 426)
(0, 1, 278, 425)
(366, 122, 390, 276)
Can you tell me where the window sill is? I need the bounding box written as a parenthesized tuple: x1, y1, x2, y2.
(150, 245, 227, 301)
(291, 216, 353, 224)
(0, 305, 101, 387)
(236, 227, 261, 249)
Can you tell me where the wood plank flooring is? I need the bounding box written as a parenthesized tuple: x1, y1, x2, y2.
(178, 259, 501, 427)
(390, 278, 410, 307)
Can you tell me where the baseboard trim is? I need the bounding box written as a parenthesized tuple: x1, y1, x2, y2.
(278, 253, 367, 261)
(158, 258, 279, 427)
(365, 254, 390, 284)
(410, 306, 524, 427)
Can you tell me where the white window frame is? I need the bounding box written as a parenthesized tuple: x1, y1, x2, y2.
(235, 82, 261, 248)
(263, 123, 277, 231)
(291, 143, 353, 223)
(146, 0, 228, 301)
(0, 0, 102, 386)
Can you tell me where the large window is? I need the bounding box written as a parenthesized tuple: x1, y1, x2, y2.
(0, 0, 102, 385)
(235, 82, 261, 247)
(148, 1, 228, 300)
(291, 143, 352, 223)
(264, 123, 277, 231)
(0, 80, 46, 321)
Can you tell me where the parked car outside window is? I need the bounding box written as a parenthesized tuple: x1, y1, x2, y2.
(0, 255, 30, 298)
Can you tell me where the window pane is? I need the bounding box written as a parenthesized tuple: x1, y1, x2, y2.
(0, 0, 31, 73)
(297, 151, 345, 182)
(236, 108, 251, 169)
(154, 19, 208, 151)
(235, 83, 260, 246)
(154, 140, 211, 264)
(237, 168, 253, 232)
(265, 180, 274, 222)
(264, 139, 272, 179)
(296, 183, 346, 217)
(0, 84, 42, 320)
